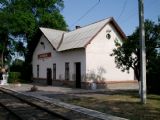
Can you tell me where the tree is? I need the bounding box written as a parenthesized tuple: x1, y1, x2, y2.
(25, 0, 68, 63)
(0, 0, 36, 66)
(111, 19, 160, 93)
(147, 54, 160, 94)
(10, 59, 24, 72)
(0, 0, 67, 67)
(28, 0, 67, 30)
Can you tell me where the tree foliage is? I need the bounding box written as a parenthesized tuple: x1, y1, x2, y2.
(0, 0, 67, 67)
(111, 20, 160, 81)
(0, 0, 35, 66)
(111, 19, 160, 93)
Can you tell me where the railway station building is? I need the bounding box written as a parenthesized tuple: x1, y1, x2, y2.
(32, 17, 135, 89)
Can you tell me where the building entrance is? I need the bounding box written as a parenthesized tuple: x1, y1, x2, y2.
(47, 68, 52, 85)
(75, 62, 81, 88)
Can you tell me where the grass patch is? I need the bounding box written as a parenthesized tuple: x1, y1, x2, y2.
(62, 90, 160, 120)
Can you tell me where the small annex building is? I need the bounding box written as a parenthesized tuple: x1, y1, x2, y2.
(32, 17, 135, 89)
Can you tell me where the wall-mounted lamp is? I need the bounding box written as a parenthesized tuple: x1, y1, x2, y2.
(40, 41, 45, 49)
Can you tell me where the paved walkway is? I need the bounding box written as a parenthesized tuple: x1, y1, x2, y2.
(1, 82, 138, 93)
(1, 83, 138, 120)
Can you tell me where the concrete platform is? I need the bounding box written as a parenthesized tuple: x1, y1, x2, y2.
(1, 81, 138, 93)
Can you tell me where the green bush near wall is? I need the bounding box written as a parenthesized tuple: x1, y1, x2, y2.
(8, 72, 22, 83)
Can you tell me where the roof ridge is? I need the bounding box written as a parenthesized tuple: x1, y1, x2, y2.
(69, 17, 113, 32)
(39, 17, 126, 52)
(39, 17, 113, 34)
(40, 27, 67, 33)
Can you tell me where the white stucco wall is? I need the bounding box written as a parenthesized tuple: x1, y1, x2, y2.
(86, 23, 134, 81)
(32, 35, 86, 81)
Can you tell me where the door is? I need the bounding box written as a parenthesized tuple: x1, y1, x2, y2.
(65, 62, 70, 80)
(75, 62, 81, 88)
(37, 65, 39, 78)
(47, 68, 52, 85)
(53, 64, 56, 80)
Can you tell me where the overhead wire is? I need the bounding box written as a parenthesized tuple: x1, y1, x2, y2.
(118, 0, 160, 36)
(117, 0, 127, 22)
(70, 0, 100, 28)
(122, 0, 159, 24)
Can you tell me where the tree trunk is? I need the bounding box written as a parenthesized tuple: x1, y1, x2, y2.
(0, 34, 8, 67)
(1, 52, 4, 67)
(138, 80, 141, 96)
(134, 61, 141, 95)
(134, 66, 140, 81)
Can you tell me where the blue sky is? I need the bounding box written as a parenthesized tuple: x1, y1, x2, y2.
(61, 0, 160, 36)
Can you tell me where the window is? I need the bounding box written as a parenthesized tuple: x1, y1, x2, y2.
(37, 65, 39, 78)
(106, 33, 111, 39)
(65, 62, 69, 80)
(53, 64, 56, 80)
(106, 29, 111, 40)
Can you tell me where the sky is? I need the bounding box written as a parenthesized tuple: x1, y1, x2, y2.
(61, 0, 160, 36)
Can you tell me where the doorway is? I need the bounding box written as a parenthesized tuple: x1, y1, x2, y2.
(47, 68, 52, 85)
(75, 62, 81, 88)
(53, 64, 56, 80)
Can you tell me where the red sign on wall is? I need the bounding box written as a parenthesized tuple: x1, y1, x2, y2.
(38, 52, 51, 59)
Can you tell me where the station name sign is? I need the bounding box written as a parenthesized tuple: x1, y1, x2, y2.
(38, 52, 51, 59)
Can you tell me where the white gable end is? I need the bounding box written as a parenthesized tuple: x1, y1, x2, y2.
(86, 23, 134, 81)
(32, 35, 55, 79)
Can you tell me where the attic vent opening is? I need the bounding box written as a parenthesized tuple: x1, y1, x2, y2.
(106, 33, 111, 40)
(40, 41, 45, 49)
(106, 30, 111, 40)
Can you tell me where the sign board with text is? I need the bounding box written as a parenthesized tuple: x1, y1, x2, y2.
(38, 52, 51, 59)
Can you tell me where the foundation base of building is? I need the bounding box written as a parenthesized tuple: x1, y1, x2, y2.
(32, 78, 137, 90)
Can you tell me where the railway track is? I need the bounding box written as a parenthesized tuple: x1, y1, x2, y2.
(0, 87, 98, 120)
(0, 88, 69, 120)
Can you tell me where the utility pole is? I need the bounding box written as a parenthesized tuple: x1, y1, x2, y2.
(138, 0, 146, 104)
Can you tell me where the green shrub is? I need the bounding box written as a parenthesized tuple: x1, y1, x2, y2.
(8, 72, 21, 83)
